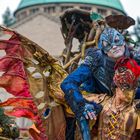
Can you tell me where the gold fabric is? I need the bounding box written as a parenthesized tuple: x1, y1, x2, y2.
(85, 94, 140, 140)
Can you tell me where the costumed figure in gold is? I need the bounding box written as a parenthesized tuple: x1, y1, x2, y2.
(84, 57, 140, 140)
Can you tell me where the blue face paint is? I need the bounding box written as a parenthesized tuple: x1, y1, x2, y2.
(99, 28, 124, 53)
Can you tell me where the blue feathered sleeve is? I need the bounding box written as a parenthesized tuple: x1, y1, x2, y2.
(61, 48, 102, 102)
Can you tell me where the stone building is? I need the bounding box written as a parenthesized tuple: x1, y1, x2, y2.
(9, 0, 125, 57)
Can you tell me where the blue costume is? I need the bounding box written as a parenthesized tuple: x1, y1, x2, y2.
(61, 28, 140, 140)
(61, 28, 140, 103)
(61, 46, 140, 97)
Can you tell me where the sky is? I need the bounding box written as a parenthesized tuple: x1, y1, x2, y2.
(0, 0, 140, 26)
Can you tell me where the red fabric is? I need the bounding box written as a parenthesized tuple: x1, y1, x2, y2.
(0, 32, 34, 117)
(0, 34, 30, 97)
(114, 57, 140, 79)
(0, 75, 31, 97)
(0, 98, 34, 109)
(0, 27, 48, 139)
(5, 108, 36, 120)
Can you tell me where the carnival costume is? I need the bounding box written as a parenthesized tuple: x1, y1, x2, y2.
(61, 27, 140, 140)
(97, 94, 140, 140)
(0, 9, 139, 140)
(61, 28, 140, 98)
(84, 57, 140, 140)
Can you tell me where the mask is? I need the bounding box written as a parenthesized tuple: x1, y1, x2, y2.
(113, 66, 136, 90)
(99, 28, 124, 53)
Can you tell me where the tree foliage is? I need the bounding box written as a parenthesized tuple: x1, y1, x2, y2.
(132, 17, 140, 47)
(2, 7, 14, 27)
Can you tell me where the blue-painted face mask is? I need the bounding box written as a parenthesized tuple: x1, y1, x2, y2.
(99, 28, 124, 53)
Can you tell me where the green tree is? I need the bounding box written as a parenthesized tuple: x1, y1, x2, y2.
(2, 7, 14, 27)
(132, 17, 140, 47)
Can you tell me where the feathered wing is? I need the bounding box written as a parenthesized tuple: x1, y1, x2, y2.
(0, 26, 68, 140)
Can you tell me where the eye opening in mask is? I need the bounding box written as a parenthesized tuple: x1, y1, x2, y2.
(102, 40, 112, 53)
(117, 67, 127, 73)
(114, 35, 120, 43)
(102, 40, 109, 47)
(112, 34, 124, 46)
(121, 83, 131, 90)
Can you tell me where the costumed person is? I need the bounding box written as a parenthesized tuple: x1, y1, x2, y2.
(85, 57, 140, 139)
(61, 27, 140, 139)
(0, 105, 19, 139)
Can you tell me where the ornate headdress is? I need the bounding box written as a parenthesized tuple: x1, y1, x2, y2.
(113, 57, 140, 90)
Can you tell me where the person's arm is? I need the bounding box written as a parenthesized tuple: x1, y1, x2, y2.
(61, 48, 103, 103)
(61, 48, 103, 117)
(61, 48, 103, 140)
(61, 64, 92, 102)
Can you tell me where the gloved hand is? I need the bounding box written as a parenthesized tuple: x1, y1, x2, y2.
(83, 103, 97, 120)
(64, 89, 102, 119)
(77, 101, 102, 140)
